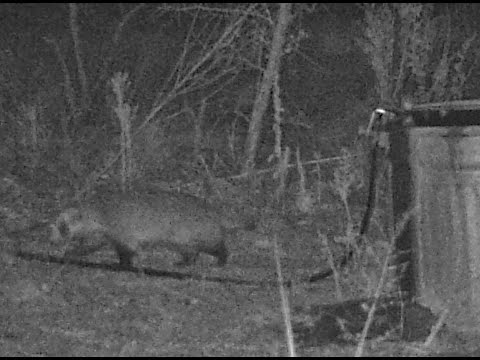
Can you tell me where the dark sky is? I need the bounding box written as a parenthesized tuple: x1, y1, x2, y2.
(1, 4, 66, 38)
(2, 3, 480, 110)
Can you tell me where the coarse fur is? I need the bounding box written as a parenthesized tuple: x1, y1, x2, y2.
(53, 190, 234, 268)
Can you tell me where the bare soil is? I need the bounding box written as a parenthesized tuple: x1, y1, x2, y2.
(0, 181, 477, 356)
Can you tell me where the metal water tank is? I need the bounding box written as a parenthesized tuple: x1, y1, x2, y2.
(391, 100, 480, 332)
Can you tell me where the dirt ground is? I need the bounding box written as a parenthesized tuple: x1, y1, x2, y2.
(1, 236, 470, 357)
(1, 181, 478, 356)
(0, 246, 331, 356)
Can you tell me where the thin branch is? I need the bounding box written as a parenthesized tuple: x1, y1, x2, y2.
(393, 35, 410, 103)
(43, 37, 76, 117)
(156, 3, 271, 24)
(179, 12, 247, 85)
(87, 4, 145, 108)
(174, 68, 238, 98)
(113, 3, 145, 45)
(355, 205, 418, 357)
(69, 3, 88, 110)
(228, 154, 359, 181)
(259, 3, 275, 25)
(194, 14, 221, 51)
(173, 7, 200, 88)
(144, 7, 252, 125)
(293, 49, 329, 75)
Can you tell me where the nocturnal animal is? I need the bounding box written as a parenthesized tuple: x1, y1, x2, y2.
(52, 189, 244, 268)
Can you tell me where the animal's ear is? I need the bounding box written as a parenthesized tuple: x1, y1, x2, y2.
(50, 224, 62, 242)
(57, 220, 70, 238)
(54, 208, 80, 239)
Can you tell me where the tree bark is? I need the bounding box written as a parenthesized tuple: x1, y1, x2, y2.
(243, 3, 292, 173)
(69, 3, 89, 112)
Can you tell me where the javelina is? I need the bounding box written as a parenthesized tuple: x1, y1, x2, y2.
(53, 190, 238, 268)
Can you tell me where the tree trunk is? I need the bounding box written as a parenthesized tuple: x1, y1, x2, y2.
(69, 3, 89, 112)
(243, 3, 292, 173)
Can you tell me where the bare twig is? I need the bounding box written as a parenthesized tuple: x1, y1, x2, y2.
(323, 234, 343, 300)
(143, 6, 252, 128)
(423, 308, 449, 349)
(113, 3, 145, 44)
(69, 3, 88, 110)
(156, 3, 272, 24)
(355, 205, 418, 357)
(43, 37, 76, 118)
(75, 108, 188, 199)
(228, 154, 360, 180)
(87, 3, 145, 102)
(172, 8, 200, 87)
(273, 235, 296, 357)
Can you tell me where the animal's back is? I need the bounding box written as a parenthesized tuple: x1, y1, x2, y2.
(58, 189, 233, 267)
